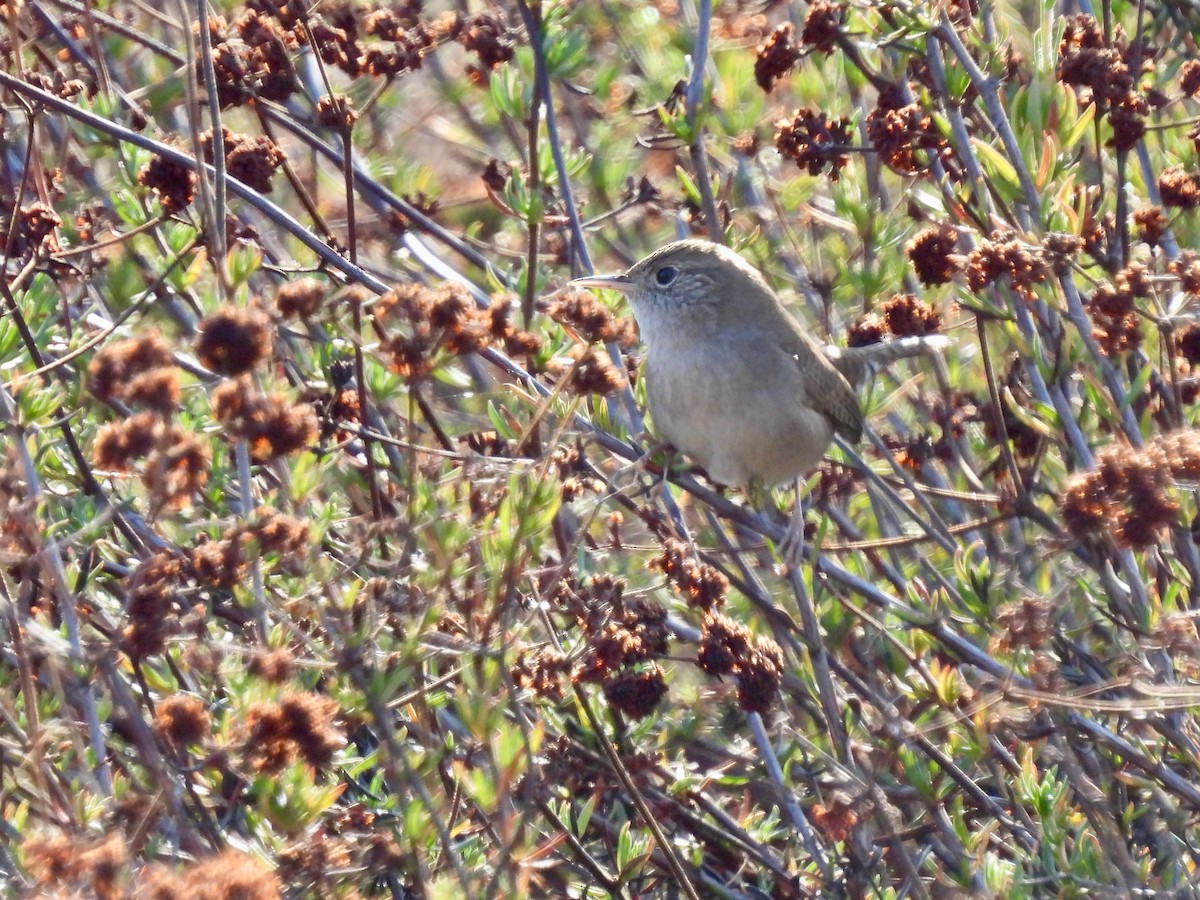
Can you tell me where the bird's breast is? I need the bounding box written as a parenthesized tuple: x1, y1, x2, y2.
(642, 333, 830, 486)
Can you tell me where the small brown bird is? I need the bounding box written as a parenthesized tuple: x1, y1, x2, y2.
(573, 239, 946, 487)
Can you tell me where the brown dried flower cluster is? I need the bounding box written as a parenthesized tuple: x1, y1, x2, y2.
(1056, 14, 1145, 151)
(800, 1, 845, 55)
(906, 223, 960, 287)
(315, 93, 358, 129)
(512, 647, 571, 700)
(275, 277, 327, 319)
(93, 412, 210, 512)
(753, 23, 800, 92)
(88, 330, 180, 414)
(697, 611, 786, 714)
(138, 154, 196, 214)
(249, 646, 296, 683)
(243, 692, 343, 773)
(846, 313, 886, 347)
(1041, 232, 1084, 272)
(964, 231, 1048, 302)
(1182, 60, 1200, 98)
(140, 848, 282, 899)
(3, 201, 62, 256)
(193, 507, 309, 588)
(22, 831, 128, 900)
(1086, 265, 1149, 355)
(775, 108, 853, 180)
(542, 575, 672, 719)
(1176, 322, 1200, 369)
(548, 344, 627, 397)
(153, 694, 212, 749)
(459, 11, 514, 78)
(195, 305, 274, 376)
(211, 378, 318, 461)
(866, 84, 949, 175)
(203, 12, 298, 108)
(1171, 251, 1200, 297)
(881, 293, 942, 338)
(201, 129, 286, 193)
(849, 296, 940, 348)
(649, 538, 728, 611)
(602, 665, 669, 720)
(542, 289, 638, 346)
(1160, 166, 1200, 209)
(847, 294, 941, 346)
(375, 283, 538, 380)
(121, 551, 190, 659)
(1132, 206, 1169, 247)
(1060, 431, 1200, 547)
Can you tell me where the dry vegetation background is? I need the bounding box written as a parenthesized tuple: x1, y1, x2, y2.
(7, 0, 1200, 896)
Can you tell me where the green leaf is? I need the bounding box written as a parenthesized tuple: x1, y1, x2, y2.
(1063, 102, 1096, 152)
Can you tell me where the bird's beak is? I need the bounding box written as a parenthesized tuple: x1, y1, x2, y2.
(570, 273, 632, 293)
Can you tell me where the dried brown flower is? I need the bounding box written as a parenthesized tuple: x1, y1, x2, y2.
(1132, 206, 1168, 246)
(121, 552, 187, 659)
(275, 278, 327, 319)
(800, 1, 845, 54)
(551, 344, 627, 396)
(650, 539, 728, 610)
(154, 694, 211, 748)
(906, 223, 959, 287)
(513, 648, 570, 699)
(1183, 60, 1200, 97)
(24, 832, 128, 900)
(138, 155, 196, 213)
(697, 611, 752, 676)
(735, 644, 784, 714)
(866, 86, 948, 174)
(1087, 283, 1141, 355)
(88, 331, 176, 403)
(249, 646, 296, 683)
(201, 129, 286, 193)
(542, 289, 636, 345)
(754, 23, 800, 92)
(192, 533, 249, 588)
(195, 306, 273, 375)
(993, 596, 1052, 653)
(211, 378, 318, 461)
(3, 202, 62, 255)
(376, 282, 502, 379)
(1060, 438, 1191, 546)
(880, 293, 942, 337)
(846, 312, 886, 347)
(1056, 14, 1134, 108)
(1171, 251, 1200, 295)
(1176, 323, 1200, 367)
(965, 232, 1048, 302)
(603, 665, 668, 719)
(774, 108, 852, 180)
(94, 411, 162, 471)
(315, 93, 358, 129)
(458, 10, 512, 81)
(143, 425, 211, 511)
(1160, 166, 1200, 209)
(811, 791, 859, 844)
(141, 849, 282, 899)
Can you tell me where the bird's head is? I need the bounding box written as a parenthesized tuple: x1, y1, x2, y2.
(571, 240, 769, 328)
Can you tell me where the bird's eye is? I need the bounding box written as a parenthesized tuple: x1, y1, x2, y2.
(655, 266, 678, 286)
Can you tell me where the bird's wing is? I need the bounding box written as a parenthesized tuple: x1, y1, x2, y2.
(782, 329, 864, 445)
